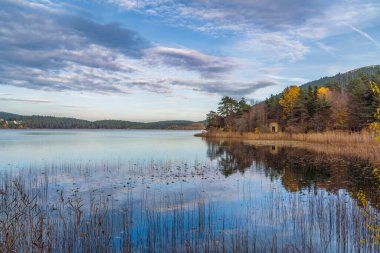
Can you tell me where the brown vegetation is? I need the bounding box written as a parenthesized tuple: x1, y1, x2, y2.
(195, 130, 380, 164)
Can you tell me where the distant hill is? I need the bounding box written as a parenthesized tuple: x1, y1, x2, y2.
(0, 112, 205, 130)
(301, 65, 380, 90)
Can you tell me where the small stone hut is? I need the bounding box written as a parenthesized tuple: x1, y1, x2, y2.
(268, 122, 280, 133)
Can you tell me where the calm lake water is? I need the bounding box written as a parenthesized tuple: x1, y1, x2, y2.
(0, 130, 379, 252)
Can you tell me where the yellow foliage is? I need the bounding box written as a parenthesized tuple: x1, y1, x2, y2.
(279, 86, 300, 119)
(371, 80, 380, 97)
(369, 81, 380, 141)
(317, 87, 331, 99)
(358, 80, 380, 245)
(357, 190, 368, 207)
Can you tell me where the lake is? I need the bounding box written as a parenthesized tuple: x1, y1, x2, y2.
(0, 130, 379, 252)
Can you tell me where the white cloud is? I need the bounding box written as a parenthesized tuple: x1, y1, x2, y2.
(170, 79, 277, 97)
(144, 47, 238, 78)
(3, 0, 380, 102)
(316, 42, 336, 56)
(238, 33, 310, 62)
(294, 2, 380, 40)
(0, 97, 53, 103)
(264, 75, 309, 84)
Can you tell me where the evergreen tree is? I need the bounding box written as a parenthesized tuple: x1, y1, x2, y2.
(347, 77, 378, 131)
(206, 111, 222, 129)
(266, 95, 281, 121)
(237, 97, 251, 115)
(217, 96, 239, 117)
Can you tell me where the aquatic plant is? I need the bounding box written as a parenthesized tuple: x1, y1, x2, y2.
(0, 157, 379, 252)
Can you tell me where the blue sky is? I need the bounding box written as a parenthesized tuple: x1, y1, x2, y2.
(0, 0, 379, 121)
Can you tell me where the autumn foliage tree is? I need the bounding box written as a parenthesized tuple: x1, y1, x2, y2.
(356, 80, 380, 244)
(316, 87, 331, 99)
(279, 86, 300, 121)
(328, 90, 349, 130)
(369, 81, 380, 141)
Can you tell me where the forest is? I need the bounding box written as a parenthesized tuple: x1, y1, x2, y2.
(206, 65, 380, 133)
(0, 112, 203, 130)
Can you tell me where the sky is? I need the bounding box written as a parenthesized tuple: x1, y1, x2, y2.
(0, 0, 380, 122)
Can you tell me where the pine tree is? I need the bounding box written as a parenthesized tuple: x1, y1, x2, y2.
(217, 96, 239, 117)
(348, 77, 378, 131)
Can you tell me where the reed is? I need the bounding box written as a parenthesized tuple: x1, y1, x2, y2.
(195, 130, 377, 144)
(0, 161, 379, 252)
(196, 130, 380, 164)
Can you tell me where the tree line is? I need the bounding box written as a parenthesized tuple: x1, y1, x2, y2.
(206, 70, 380, 133)
(0, 113, 201, 130)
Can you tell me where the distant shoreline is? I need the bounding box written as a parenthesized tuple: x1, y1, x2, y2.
(0, 128, 203, 131)
(0, 111, 206, 130)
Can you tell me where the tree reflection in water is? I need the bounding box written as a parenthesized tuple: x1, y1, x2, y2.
(204, 138, 380, 210)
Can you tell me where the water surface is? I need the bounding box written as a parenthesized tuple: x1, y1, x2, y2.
(0, 130, 379, 252)
(0, 129, 207, 167)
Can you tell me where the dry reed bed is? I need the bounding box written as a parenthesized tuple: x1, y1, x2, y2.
(196, 131, 380, 164)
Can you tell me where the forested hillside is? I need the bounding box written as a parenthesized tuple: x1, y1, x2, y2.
(0, 113, 204, 130)
(301, 65, 380, 90)
(206, 66, 380, 133)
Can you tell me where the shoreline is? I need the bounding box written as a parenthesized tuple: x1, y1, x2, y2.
(195, 130, 380, 164)
(194, 130, 378, 144)
(0, 128, 204, 131)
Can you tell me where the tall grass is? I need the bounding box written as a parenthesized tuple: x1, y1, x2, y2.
(195, 130, 378, 145)
(196, 131, 380, 164)
(0, 161, 379, 252)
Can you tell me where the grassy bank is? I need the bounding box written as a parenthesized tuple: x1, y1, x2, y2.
(195, 130, 380, 164)
(195, 130, 377, 144)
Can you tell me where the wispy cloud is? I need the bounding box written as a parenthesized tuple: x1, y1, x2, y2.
(316, 42, 336, 56)
(1, 0, 380, 104)
(0, 98, 53, 104)
(0, 0, 247, 95)
(238, 33, 310, 62)
(108, 0, 380, 64)
(108, 0, 330, 32)
(170, 79, 277, 97)
(61, 105, 90, 109)
(264, 75, 309, 84)
(294, 2, 380, 40)
(145, 47, 237, 78)
(345, 23, 380, 49)
(0, 0, 150, 93)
